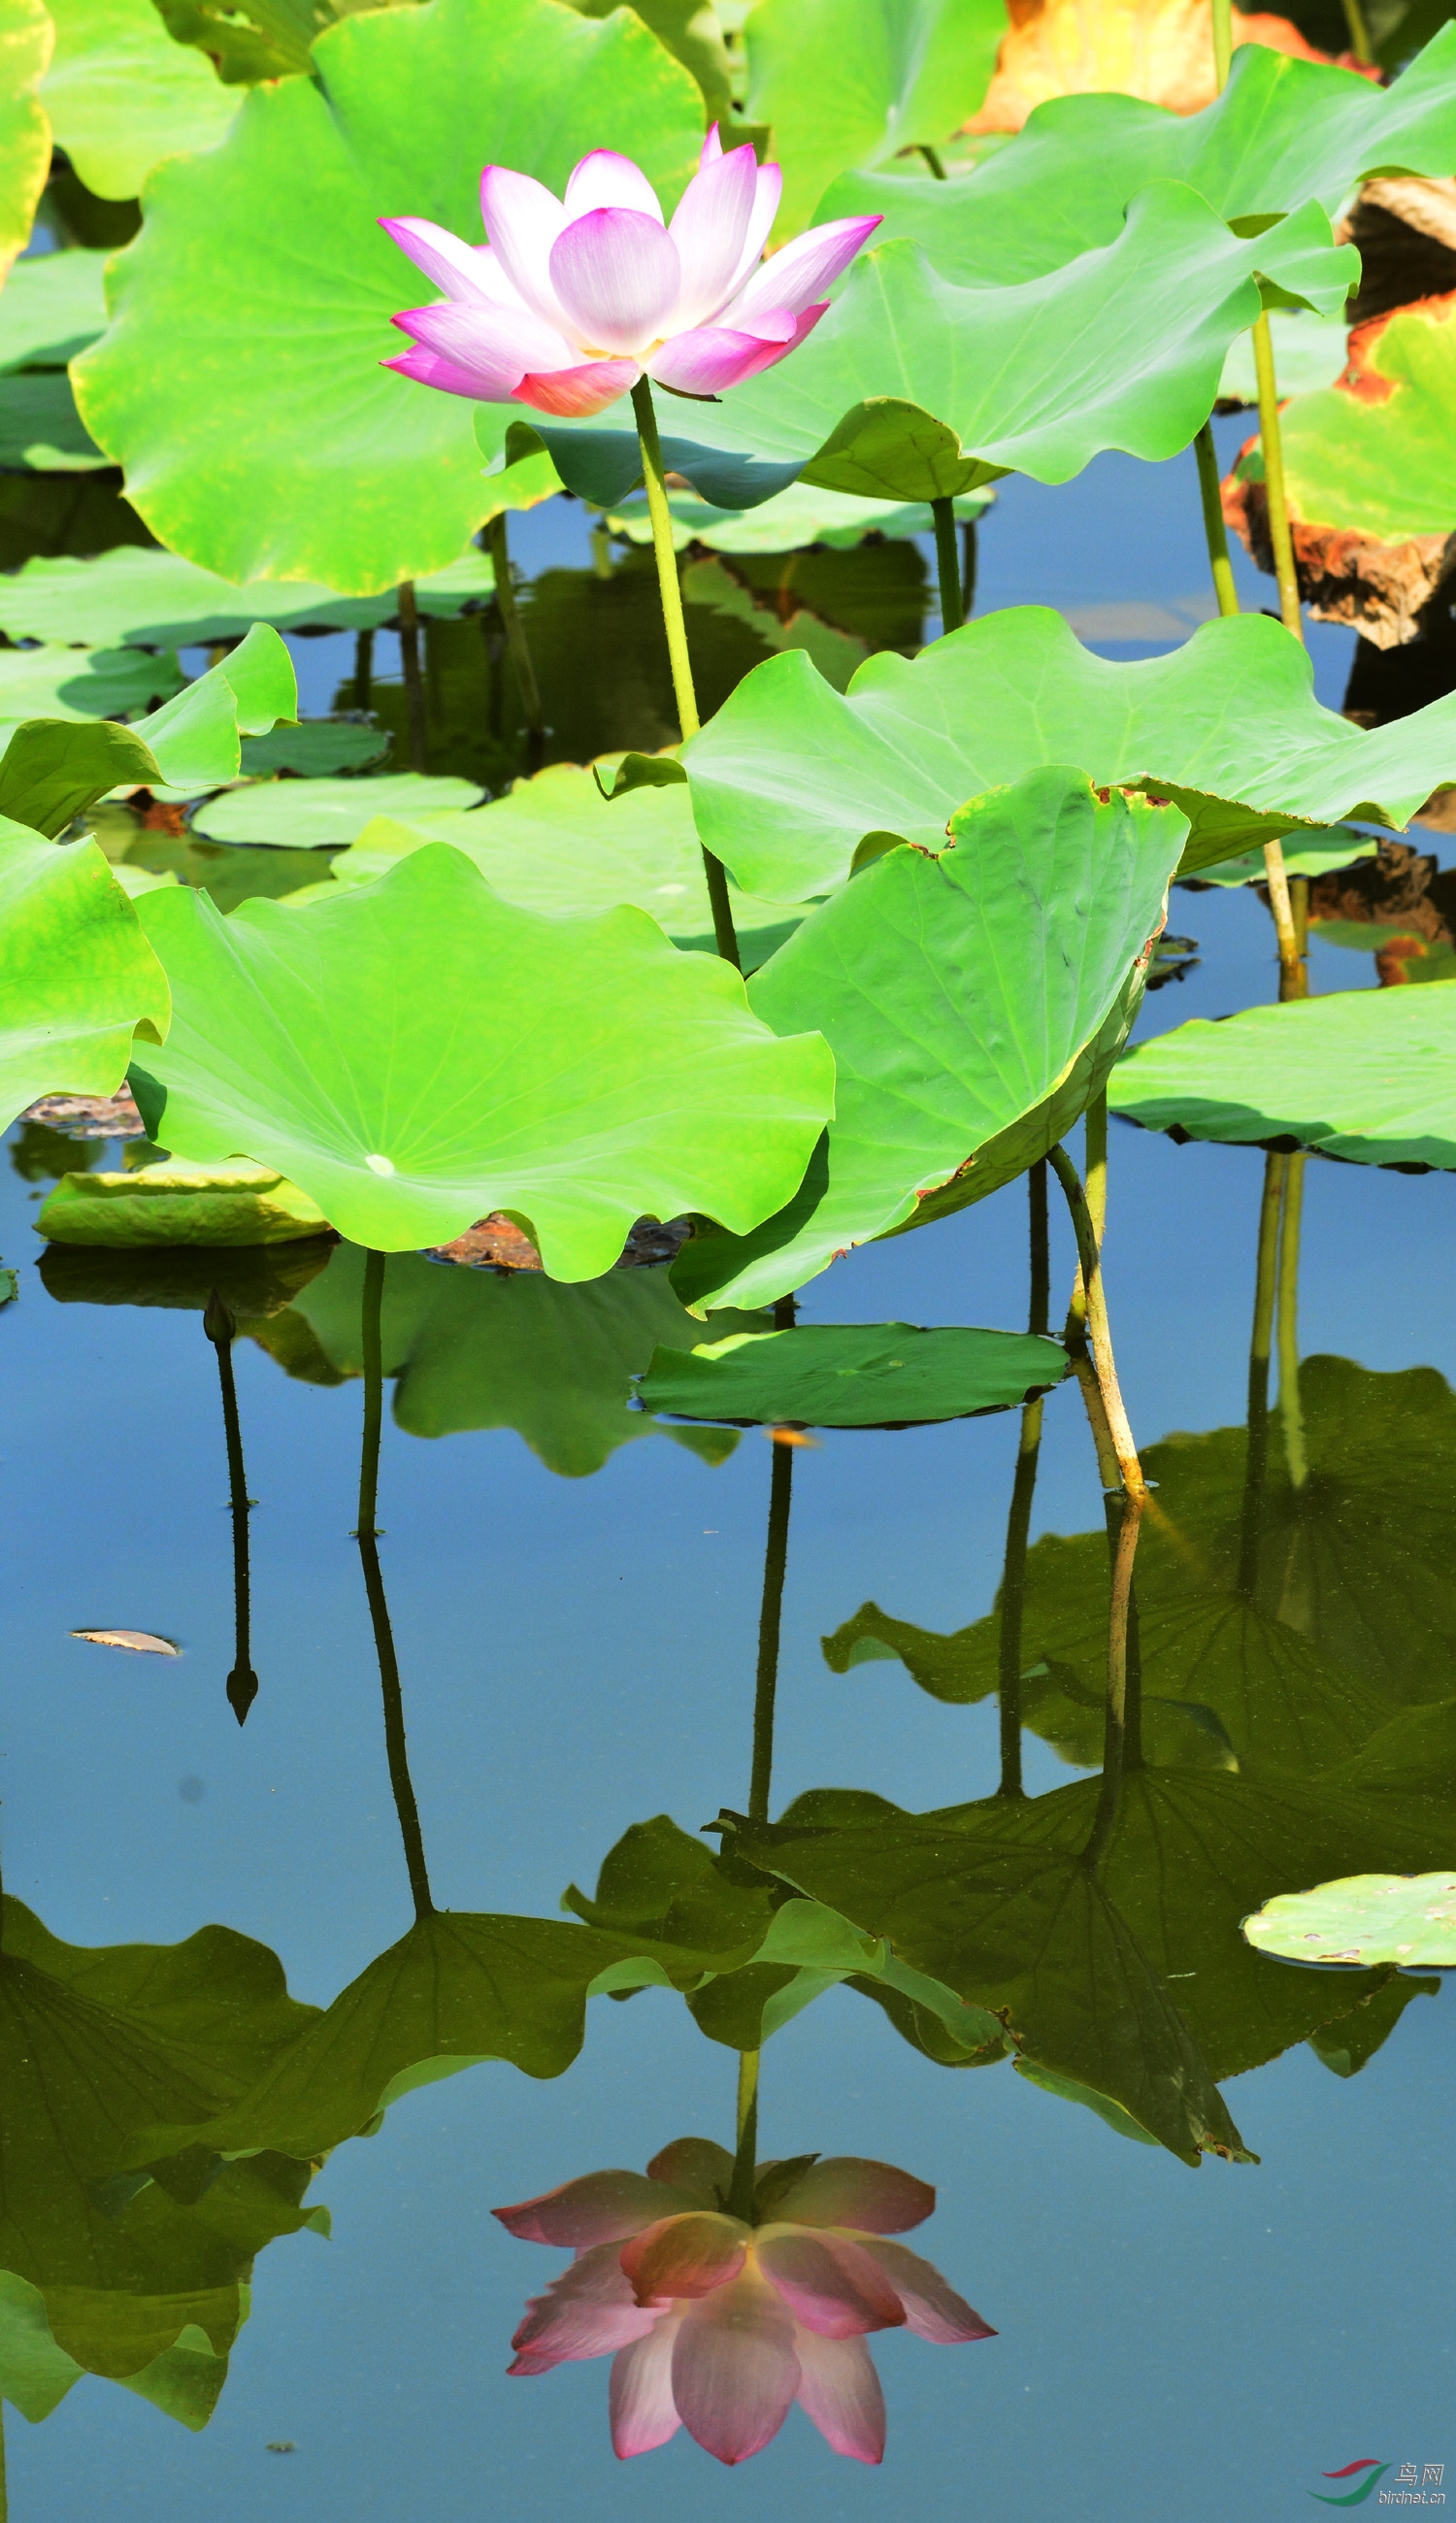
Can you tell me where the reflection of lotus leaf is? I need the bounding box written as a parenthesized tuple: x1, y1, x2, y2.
(73, 0, 704, 589)
(671, 770, 1186, 1309)
(682, 606, 1456, 901)
(1110, 982, 1456, 1168)
(1243, 1873, 1456, 1967)
(0, 1896, 323, 2428)
(638, 1322, 1070, 1428)
(129, 847, 835, 1267)
(277, 1244, 764, 1476)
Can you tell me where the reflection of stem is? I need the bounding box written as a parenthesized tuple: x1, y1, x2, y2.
(1275, 1152, 1307, 1492)
(961, 518, 977, 619)
(917, 144, 947, 179)
(1194, 422, 1240, 618)
(997, 1163, 1049, 1799)
(1049, 1142, 1146, 1503)
(483, 510, 546, 773)
(396, 581, 428, 774)
(589, 517, 613, 580)
(205, 1290, 258, 1727)
(1080, 1489, 1143, 1870)
(631, 374, 741, 969)
(356, 1251, 434, 1921)
(1238, 1150, 1286, 1597)
(729, 2050, 759, 2220)
(353, 626, 373, 710)
(931, 496, 964, 634)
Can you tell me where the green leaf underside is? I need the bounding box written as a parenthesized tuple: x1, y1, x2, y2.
(638, 1321, 1069, 1426)
(278, 1245, 767, 1477)
(1265, 298, 1456, 544)
(743, 0, 1005, 241)
(72, 0, 705, 590)
(1110, 982, 1456, 1169)
(0, 544, 496, 647)
(479, 195, 1354, 511)
(0, 249, 109, 373)
(816, 27, 1456, 283)
(0, 819, 170, 1129)
(681, 607, 1456, 902)
(1244, 1873, 1456, 1967)
(671, 770, 1185, 1311)
(276, 783, 813, 956)
(129, 846, 834, 1267)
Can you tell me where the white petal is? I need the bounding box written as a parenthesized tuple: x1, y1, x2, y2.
(723, 161, 783, 302)
(668, 143, 757, 328)
(480, 165, 573, 331)
(727, 215, 879, 323)
(380, 216, 524, 310)
(548, 208, 680, 357)
(564, 149, 664, 222)
(609, 2317, 682, 2456)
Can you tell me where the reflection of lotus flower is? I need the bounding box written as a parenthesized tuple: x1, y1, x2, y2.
(382, 133, 878, 419)
(493, 2140, 992, 2465)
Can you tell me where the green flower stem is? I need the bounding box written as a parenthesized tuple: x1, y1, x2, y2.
(357, 1250, 435, 1921)
(917, 143, 948, 179)
(484, 509, 546, 771)
(1080, 1486, 1142, 1870)
(729, 2049, 760, 2219)
(353, 625, 373, 709)
(1276, 1152, 1308, 1493)
(1341, 0, 1373, 63)
(204, 1290, 258, 1727)
(1048, 1141, 1146, 1504)
(1251, 311, 1305, 646)
(961, 516, 977, 618)
(1210, 0, 1233, 87)
(1062, 1085, 1108, 1342)
(396, 580, 428, 774)
(1194, 420, 1240, 618)
(931, 495, 965, 634)
(1238, 1149, 1286, 1596)
(997, 1161, 1050, 1799)
(631, 374, 742, 969)
(589, 516, 614, 580)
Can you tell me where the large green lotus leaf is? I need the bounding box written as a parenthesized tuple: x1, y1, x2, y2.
(570, 0, 732, 121)
(128, 847, 834, 1265)
(0, 621, 297, 835)
(0, 542, 495, 647)
(498, 195, 1353, 510)
(1110, 982, 1456, 1168)
(0, 247, 108, 372)
(563, 1813, 778, 1970)
(719, 1806, 1248, 2163)
(1259, 296, 1456, 543)
(0, 0, 52, 282)
(72, 0, 704, 591)
(280, 1243, 762, 1476)
(0, 366, 106, 469)
(193, 773, 484, 848)
(294, 775, 813, 960)
(815, 26, 1456, 284)
(743, 0, 1004, 241)
(638, 1321, 1070, 1427)
(670, 770, 1185, 1311)
(682, 606, 1456, 901)
(0, 1894, 323, 2423)
(119, 1911, 726, 2166)
(0, 818, 169, 1127)
(40, 0, 241, 199)
(1244, 1871, 1456, 1967)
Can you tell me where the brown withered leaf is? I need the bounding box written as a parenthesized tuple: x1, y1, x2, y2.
(968, 0, 1356, 134)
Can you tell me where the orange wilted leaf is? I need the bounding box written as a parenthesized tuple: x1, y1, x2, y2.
(969, 0, 1355, 133)
(71, 1628, 182, 1656)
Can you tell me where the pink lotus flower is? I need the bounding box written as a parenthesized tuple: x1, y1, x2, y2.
(493, 2139, 993, 2466)
(381, 132, 879, 419)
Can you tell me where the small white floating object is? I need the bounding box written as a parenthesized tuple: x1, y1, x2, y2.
(365, 1152, 395, 1177)
(71, 1629, 182, 1657)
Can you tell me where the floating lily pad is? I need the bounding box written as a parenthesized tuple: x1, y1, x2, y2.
(671, 769, 1186, 1310)
(816, 28, 1456, 282)
(496, 193, 1354, 510)
(638, 1322, 1070, 1426)
(682, 605, 1456, 899)
(232, 720, 388, 780)
(1243, 1874, 1456, 1967)
(0, 817, 169, 1130)
(129, 846, 835, 1266)
(743, 0, 1004, 240)
(37, 1156, 328, 1246)
(0, 247, 108, 371)
(40, 0, 241, 200)
(1109, 983, 1456, 1169)
(0, 543, 495, 648)
(191, 774, 483, 848)
(604, 480, 991, 554)
(0, 0, 52, 282)
(73, 0, 704, 590)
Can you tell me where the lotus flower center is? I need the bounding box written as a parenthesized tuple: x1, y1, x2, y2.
(365, 1152, 395, 1177)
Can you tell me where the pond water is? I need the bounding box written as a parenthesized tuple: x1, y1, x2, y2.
(4, 425, 1453, 2522)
